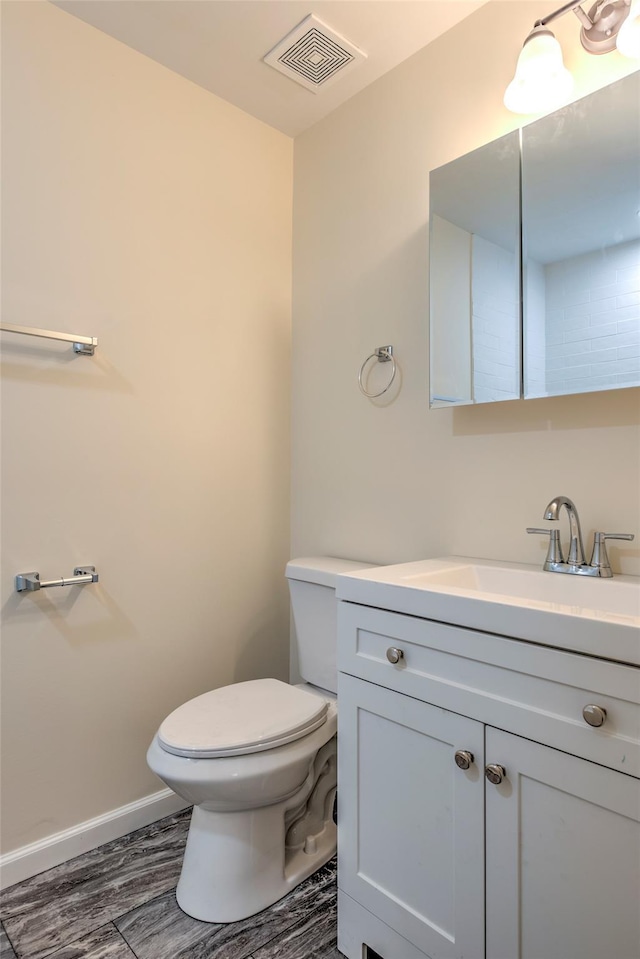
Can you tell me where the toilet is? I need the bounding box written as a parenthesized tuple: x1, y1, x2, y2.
(146, 556, 372, 923)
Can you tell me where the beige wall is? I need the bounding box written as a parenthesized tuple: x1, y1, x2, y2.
(292, 2, 640, 573)
(2, 0, 639, 863)
(1, 2, 292, 853)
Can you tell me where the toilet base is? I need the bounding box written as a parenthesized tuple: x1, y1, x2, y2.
(176, 797, 337, 922)
(148, 698, 338, 923)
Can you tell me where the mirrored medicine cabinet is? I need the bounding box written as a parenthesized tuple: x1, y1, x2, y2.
(429, 71, 640, 408)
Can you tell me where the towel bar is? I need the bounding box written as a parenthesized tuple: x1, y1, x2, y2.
(1, 323, 97, 355)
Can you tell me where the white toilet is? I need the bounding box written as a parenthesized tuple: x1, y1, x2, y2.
(147, 556, 371, 923)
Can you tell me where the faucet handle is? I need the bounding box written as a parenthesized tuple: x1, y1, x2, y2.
(589, 532, 635, 577)
(526, 527, 564, 566)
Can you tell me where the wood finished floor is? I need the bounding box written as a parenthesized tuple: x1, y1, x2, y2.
(0, 810, 341, 959)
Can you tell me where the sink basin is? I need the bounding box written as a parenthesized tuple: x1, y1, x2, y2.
(403, 563, 640, 619)
(336, 557, 640, 665)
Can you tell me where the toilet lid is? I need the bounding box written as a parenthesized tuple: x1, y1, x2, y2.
(157, 678, 328, 759)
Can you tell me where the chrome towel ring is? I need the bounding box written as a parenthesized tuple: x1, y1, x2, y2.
(358, 345, 396, 398)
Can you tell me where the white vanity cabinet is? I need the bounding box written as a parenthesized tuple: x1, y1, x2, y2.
(336, 601, 640, 959)
(338, 673, 485, 959)
(485, 728, 640, 959)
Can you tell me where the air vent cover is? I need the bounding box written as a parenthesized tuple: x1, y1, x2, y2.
(264, 14, 367, 94)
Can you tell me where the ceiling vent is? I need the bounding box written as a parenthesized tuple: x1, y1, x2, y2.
(263, 14, 367, 94)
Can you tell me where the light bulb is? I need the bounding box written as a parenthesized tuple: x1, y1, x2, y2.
(616, 0, 640, 58)
(504, 26, 574, 115)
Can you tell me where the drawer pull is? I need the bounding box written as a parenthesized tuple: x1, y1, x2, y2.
(485, 764, 506, 785)
(454, 750, 474, 770)
(582, 704, 607, 727)
(386, 647, 404, 664)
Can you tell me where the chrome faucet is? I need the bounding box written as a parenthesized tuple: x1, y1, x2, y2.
(527, 495, 634, 578)
(543, 495, 586, 566)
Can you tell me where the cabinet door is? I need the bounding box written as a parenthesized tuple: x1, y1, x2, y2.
(338, 673, 485, 959)
(486, 728, 640, 959)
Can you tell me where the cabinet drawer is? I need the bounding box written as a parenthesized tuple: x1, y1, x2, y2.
(338, 602, 640, 777)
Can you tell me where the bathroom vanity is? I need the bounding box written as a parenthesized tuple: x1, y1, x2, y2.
(335, 558, 640, 959)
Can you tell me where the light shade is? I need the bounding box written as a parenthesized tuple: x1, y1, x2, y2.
(504, 26, 574, 115)
(616, 0, 640, 57)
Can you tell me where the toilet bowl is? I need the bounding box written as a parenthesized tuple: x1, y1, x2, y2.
(147, 557, 372, 923)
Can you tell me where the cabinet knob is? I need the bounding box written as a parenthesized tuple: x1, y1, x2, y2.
(485, 764, 506, 785)
(582, 704, 607, 727)
(454, 750, 474, 770)
(386, 647, 404, 664)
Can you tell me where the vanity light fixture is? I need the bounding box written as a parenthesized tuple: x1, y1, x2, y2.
(617, 0, 640, 55)
(504, 0, 640, 114)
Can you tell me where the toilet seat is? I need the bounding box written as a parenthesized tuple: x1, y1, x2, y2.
(158, 678, 328, 759)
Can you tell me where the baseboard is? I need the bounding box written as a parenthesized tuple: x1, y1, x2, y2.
(0, 788, 189, 890)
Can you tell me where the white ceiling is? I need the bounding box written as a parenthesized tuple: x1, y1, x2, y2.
(52, 1, 487, 137)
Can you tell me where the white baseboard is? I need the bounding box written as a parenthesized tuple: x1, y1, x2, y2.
(0, 788, 189, 890)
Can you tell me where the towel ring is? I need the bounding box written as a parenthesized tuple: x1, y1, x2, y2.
(358, 345, 396, 398)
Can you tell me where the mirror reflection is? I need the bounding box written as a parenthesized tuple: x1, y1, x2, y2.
(522, 72, 640, 398)
(429, 132, 521, 408)
(429, 71, 640, 408)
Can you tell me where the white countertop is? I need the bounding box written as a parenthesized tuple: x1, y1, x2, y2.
(336, 556, 640, 667)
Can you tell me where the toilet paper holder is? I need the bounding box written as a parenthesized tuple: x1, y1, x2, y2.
(15, 566, 99, 592)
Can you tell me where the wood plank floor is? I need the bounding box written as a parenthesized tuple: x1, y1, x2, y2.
(0, 810, 341, 959)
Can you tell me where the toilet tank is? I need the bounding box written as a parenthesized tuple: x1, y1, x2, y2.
(286, 557, 375, 694)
